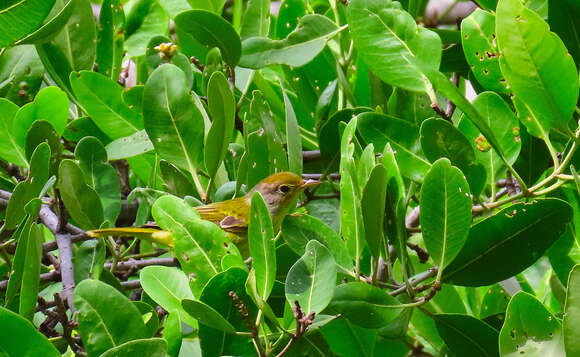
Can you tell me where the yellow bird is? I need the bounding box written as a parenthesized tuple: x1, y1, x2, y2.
(87, 172, 320, 247)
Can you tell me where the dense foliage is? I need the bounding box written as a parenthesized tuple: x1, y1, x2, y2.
(0, 0, 579, 356)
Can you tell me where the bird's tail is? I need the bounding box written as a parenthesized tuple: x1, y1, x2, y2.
(86, 227, 174, 247)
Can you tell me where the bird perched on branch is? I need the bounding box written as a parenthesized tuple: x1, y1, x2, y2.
(87, 172, 320, 247)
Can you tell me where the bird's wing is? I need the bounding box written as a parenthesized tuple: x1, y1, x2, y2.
(194, 202, 249, 234)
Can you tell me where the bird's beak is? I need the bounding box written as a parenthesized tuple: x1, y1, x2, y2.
(300, 178, 321, 189)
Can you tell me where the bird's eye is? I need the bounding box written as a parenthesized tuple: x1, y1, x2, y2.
(278, 184, 291, 194)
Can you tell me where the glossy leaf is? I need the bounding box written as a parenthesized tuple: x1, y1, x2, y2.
(240, 0, 270, 39)
(71, 71, 143, 139)
(358, 112, 430, 183)
(499, 292, 564, 356)
(327, 282, 403, 329)
(205, 71, 235, 184)
(75, 137, 121, 224)
(434, 314, 499, 357)
(240, 14, 341, 69)
(140, 266, 196, 326)
(99, 338, 167, 357)
(74, 279, 149, 357)
(286, 240, 337, 314)
(564, 264, 580, 356)
(0, 306, 60, 356)
(248, 192, 276, 301)
(174, 10, 241, 66)
(0, 0, 55, 47)
(421, 158, 472, 269)
(361, 164, 387, 260)
(0, 97, 27, 166)
(443, 199, 573, 286)
(143, 64, 204, 176)
(160, 160, 195, 197)
(0, 45, 45, 107)
(105, 130, 154, 160)
(24, 120, 62, 175)
(496, 0, 578, 137)
(347, 0, 441, 92)
(181, 298, 236, 333)
(124, 2, 169, 57)
(321, 317, 377, 357)
(58, 159, 104, 230)
(283, 84, 302, 175)
(97, 0, 125, 81)
(15, 0, 77, 45)
(461, 10, 509, 94)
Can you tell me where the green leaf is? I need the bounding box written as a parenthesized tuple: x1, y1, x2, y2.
(321, 317, 377, 357)
(549, 0, 580, 68)
(143, 64, 204, 178)
(75, 136, 121, 224)
(499, 292, 564, 356)
(105, 129, 154, 160)
(0, 45, 45, 107)
(347, 0, 441, 92)
(15, 0, 77, 45)
(434, 314, 499, 357)
(461, 9, 509, 94)
(0, 306, 60, 356)
(160, 160, 195, 197)
(282, 214, 353, 273)
(24, 120, 62, 175)
(357, 112, 430, 183)
(158, 0, 191, 18)
(13, 86, 68, 147)
(0, 0, 56, 47)
(71, 71, 143, 139)
(162, 313, 182, 357)
(361, 164, 387, 260)
(189, 0, 226, 14)
(240, 14, 342, 69)
(97, 0, 125, 81)
(2, 142, 50, 230)
(73, 239, 106, 283)
(285, 240, 337, 314)
(181, 298, 236, 333)
(443, 199, 573, 286)
(205, 71, 235, 184)
(240, 0, 270, 39)
(564, 264, 580, 356)
(496, 0, 578, 137)
(99, 338, 168, 357)
(327, 282, 403, 328)
(198, 268, 257, 357)
(283, 84, 302, 175)
(248, 192, 276, 301)
(0, 97, 27, 166)
(140, 266, 196, 326)
(74, 279, 149, 357)
(420, 158, 472, 270)
(124, 2, 169, 57)
(174, 10, 241, 66)
(58, 159, 104, 230)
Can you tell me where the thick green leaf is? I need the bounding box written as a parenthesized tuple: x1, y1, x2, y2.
(0, 0, 55, 47)
(198, 268, 257, 357)
(283, 85, 302, 175)
(189, 0, 226, 14)
(347, 0, 441, 92)
(420, 158, 472, 270)
(71, 71, 143, 139)
(158, 0, 191, 18)
(105, 129, 154, 160)
(15, 0, 77, 45)
(499, 292, 564, 356)
(97, 0, 125, 81)
(240, 0, 270, 39)
(443, 199, 573, 286)
(162, 313, 182, 357)
(327, 282, 403, 328)
(140, 266, 196, 326)
(74, 279, 149, 357)
(143, 64, 204, 178)
(124, 2, 169, 57)
(387, 88, 434, 126)
(99, 338, 167, 357)
(58, 159, 104, 230)
(174, 10, 241, 66)
(0, 306, 60, 356)
(564, 264, 580, 356)
(361, 164, 387, 260)
(75, 136, 121, 224)
(321, 317, 377, 357)
(160, 160, 195, 197)
(461, 10, 509, 94)
(0, 97, 27, 166)
(0, 45, 45, 106)
(282, 214, 353, 273)
(496, 0, 578, 137)
(434, 314, 499, 357)
(286, 240, 337, 314)
(240, 14, 341, 69)
(358, 112, 430, 183)
(205, 71, 235, 184)
(549, 0, 580, 68)
(248, 192, 276, 301)
(318, 107, 369, 158)
(73, 239, 106, 283)
(182, 298, 236, 333)
(13, 86, 68, 147)
(24, 120, 62, 175)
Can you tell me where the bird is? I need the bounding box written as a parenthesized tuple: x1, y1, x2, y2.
(86, 172, 320, 247)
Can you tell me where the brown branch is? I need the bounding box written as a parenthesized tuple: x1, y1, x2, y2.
(55, 292, 82, 354)
(430, 102, 452, 122)
(104, 257, 178, 271)
(230, 291, 266, 357)
(276, 301, 315, 357)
